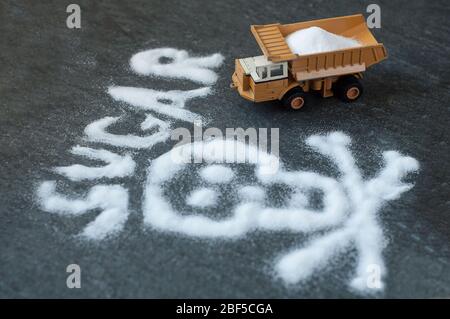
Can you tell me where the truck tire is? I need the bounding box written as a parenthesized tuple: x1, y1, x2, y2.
(282, 89, 306, 110)
(334, 76, 363, 102)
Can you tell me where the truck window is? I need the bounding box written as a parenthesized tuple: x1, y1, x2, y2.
(270, 64, 284, 77)
(256, 66, 268, 79)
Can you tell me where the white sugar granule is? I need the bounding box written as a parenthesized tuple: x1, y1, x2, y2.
(108, 86, 209, 123)
(37, 181, 129, 240)
(186, 187, 218, 208)
(199, 165, 234, 184)
(130, 48, 224, 85)
(53, 146, 135, 181)
(286, 26, 361, 55)
(84, 115, 171, 149)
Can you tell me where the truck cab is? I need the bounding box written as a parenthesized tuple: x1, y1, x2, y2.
(239, 55, 288, 83)
(231, 55, 296, 105)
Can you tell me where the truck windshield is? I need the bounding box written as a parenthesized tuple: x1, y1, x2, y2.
(270, 64, 284, 77)
(256, 66, 268, 79)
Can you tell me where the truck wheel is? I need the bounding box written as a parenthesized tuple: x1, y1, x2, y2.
(334, 76, 363, 102)
(282, 89, 306, 110)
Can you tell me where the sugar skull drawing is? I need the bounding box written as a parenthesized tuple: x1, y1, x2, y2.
(142, 133, 419, 292)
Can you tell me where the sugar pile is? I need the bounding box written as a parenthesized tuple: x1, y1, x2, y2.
(285, 26, 361, 55)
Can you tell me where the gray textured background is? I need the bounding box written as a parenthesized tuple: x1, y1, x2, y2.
(0, 0, 449, 298)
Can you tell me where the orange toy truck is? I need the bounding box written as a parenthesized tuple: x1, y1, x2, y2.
(231, 14, 387, 109)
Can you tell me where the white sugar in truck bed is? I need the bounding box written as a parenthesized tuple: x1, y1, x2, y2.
(285, 26, 362, 55)
(249, 14, 387, 81)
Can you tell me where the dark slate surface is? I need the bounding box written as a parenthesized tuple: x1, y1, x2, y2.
(0, 0, 449, 298)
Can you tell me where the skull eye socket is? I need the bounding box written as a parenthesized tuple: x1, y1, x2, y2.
(158, 56, 174, 64)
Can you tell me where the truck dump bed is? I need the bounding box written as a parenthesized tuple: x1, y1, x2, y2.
(251, 14, 387, 81)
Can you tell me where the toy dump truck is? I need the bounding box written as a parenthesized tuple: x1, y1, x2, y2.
(231, 14, 387, 109)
